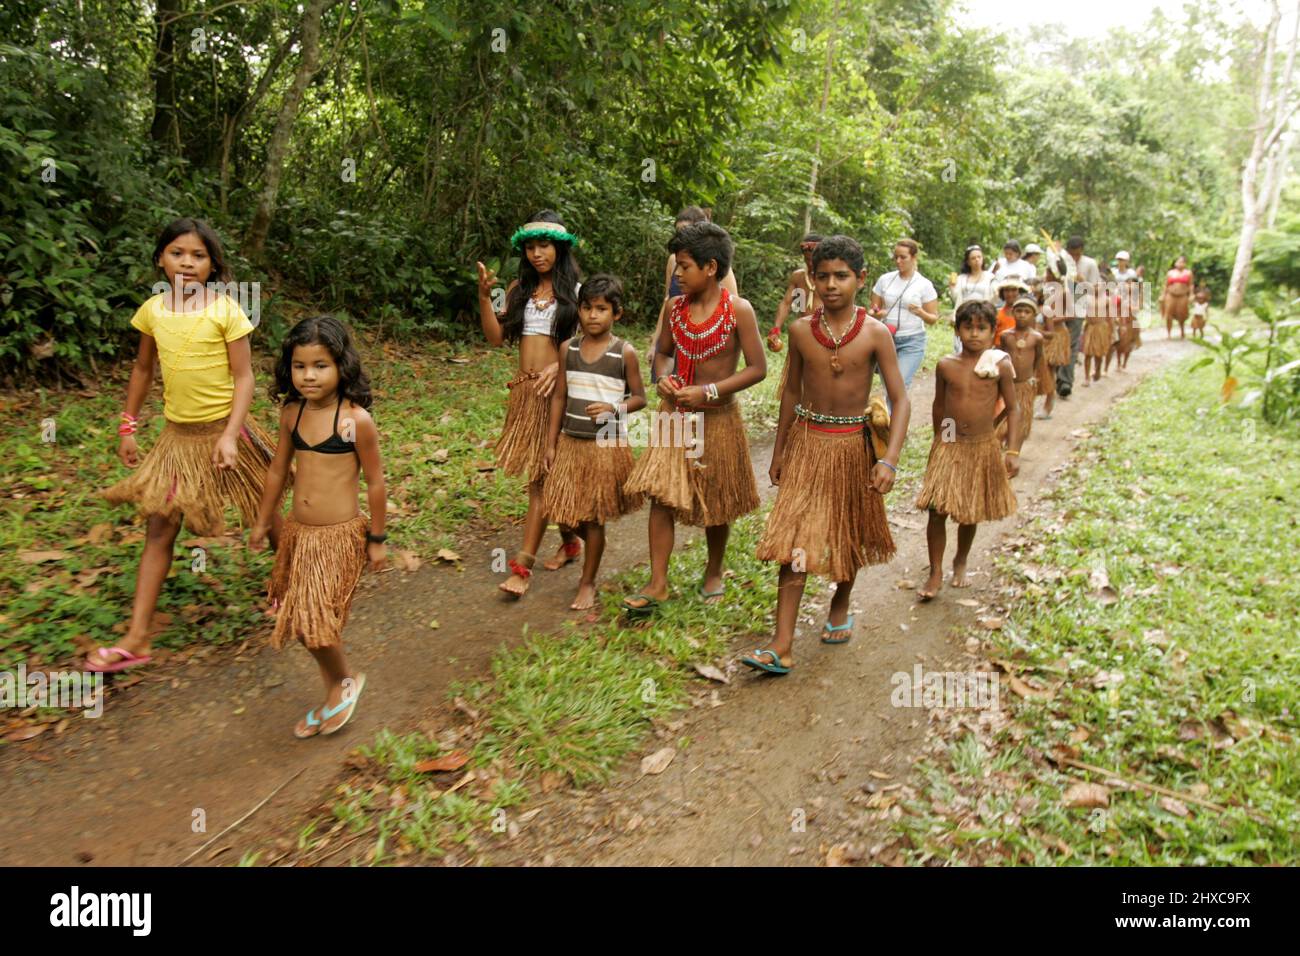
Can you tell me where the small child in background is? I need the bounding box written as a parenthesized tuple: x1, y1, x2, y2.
(1191, 284, 1210, 340)
(1081, 302, 1111, 386)
(250, 316, 387, 739)
(998, 297, 1045, 447)
(916, 299, 1019, 601)
(544, 275, 647, 610)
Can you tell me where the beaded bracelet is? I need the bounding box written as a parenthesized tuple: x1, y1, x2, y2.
(878, 460, 897, 473)
(118, 412, 138, 437)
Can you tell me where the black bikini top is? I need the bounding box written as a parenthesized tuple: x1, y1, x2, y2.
(291, 399, 356, 455)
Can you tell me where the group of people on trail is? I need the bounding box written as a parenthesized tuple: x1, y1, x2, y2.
(93, 210, 1208, 734)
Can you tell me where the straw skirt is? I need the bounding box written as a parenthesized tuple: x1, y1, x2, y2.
(1044, 328, 1071, 367)
(496, 373, 549, 482)
(1082, 319, 1111, 358)
(543, 433, 643, 526)
(624, 400, 759, 527)
(915, 431, 1017, 525)
(268, 514, 368, 649)
(103, 416, 277, 536)
(997, 379, 1037, 444)
(756, 424, 894, 580)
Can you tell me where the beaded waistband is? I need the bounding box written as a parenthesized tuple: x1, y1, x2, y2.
(794, 403, 869, 426)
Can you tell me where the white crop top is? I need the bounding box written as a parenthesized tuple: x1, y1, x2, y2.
(519, 282, 580, 338)
(523, 298, 558, 337)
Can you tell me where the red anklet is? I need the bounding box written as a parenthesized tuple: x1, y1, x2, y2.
(562, 540, 581, 557)
(508, 558, 533, 579)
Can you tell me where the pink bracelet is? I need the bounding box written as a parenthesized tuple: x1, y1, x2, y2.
(118, 412, 138, 436)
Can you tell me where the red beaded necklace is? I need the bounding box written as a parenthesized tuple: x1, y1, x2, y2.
(669, 287, 736, 386)
(809, 305, 867, 374)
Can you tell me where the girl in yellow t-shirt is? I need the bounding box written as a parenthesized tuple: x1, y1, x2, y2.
(94, 218, 282, 673)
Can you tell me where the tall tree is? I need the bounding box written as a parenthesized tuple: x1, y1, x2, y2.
(149, 0, 182, 148)
(246, 0, 329, 260)
(1227, 0, 1300, 313)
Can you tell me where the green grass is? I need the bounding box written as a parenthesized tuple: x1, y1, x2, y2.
(889, 358, 1300, 865)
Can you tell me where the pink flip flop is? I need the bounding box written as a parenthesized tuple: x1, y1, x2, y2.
(85, 646, 153, 673)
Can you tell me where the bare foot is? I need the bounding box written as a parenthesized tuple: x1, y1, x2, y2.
(917, 566, 943, 601)
(570, 581, 598, 611)
(543, 540, 581, 571)
(498, 571, 531, 598)
(951, 562, 972, 588)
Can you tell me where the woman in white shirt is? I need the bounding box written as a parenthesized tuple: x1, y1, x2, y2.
(949, 244, 996, 354)
(870, 238, 938, 396)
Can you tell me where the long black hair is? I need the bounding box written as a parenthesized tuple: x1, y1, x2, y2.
(271, 315, 373, 410)
(501, 210, 581, 348)
(152, 217, 233, 283)
(959, 244, 984, 275)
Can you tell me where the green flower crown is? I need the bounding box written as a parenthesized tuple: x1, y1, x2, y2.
(510, 222, 580, 250)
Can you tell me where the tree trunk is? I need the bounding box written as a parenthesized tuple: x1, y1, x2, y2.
(149, 0, 182, 148)
(1226, 2, 1283, 314)
(1265, 129, 1295, 228)
(246, 0, 329, 261)
(804, 0, 841, 236)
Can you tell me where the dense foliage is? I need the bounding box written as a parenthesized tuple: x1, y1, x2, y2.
(0, 0, 1291, 381)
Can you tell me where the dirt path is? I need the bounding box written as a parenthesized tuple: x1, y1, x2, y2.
(471, 338, 1193, 866)
(0, 338, 1189, 866)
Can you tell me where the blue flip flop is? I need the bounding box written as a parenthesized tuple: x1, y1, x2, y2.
(320, 673, 366, 736)
(699, 583, 725, 602)
(294, 709, 322, 739)
(741, 648, 791, 675)
(821, 614, 855, 644)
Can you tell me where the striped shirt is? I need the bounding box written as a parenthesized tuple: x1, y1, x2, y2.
(564, 335, 628, 439)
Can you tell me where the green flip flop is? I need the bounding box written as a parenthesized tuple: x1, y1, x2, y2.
(821, 614, 855, 644)
(741, 648, 791, 675)
(622, 594, 662, 620)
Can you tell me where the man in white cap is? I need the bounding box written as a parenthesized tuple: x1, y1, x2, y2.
(1023, 243, 1044, 273)
(993, 240, 1037, 283)
(1113, 251, 1137, 283)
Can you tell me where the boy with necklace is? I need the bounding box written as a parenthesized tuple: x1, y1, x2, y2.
(744, 236, 910, 674)
(623, 222, 766, 617)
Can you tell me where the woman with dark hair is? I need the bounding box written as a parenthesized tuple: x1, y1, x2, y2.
(646, 206, 739, 371)
(948, 243, 995, 353)
(869, 238, 938, 393)
(1160, 254, 1193, 339)
(476, 210, 584, 596)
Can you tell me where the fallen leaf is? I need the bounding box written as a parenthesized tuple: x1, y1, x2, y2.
(977, 616, 1003, 630)
(1009, 674, 1056, 700)
(435, 548, 460, 563)
(414, 751, 470, 773)
(1068, 726, 1091, 744)
(7, 724, 50, 742)
(1063, 781, 1110, 809)
(87, 523, 114, 545)
(17, 551, 71, 564)
(1158, 796, 1190, 818)
(432, 448, 449, 463)
(395, 551, 422, 571)
(693, 663, 730, 684)
(640, 747, 676, 776)
(956, 599, 981, 608)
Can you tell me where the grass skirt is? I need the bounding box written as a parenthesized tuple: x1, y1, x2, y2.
(756, 424, 894, 580)
(495, 373, 548, 482)
(624, 400, 759, 527)
(544, 434, 643, 526)
(998, 379, 1037, 444)
(103, 416, 277, 536)
(1044, 328, 1071, 367)
(915, 431, 1017, 526)
(1082, 320, 1111, 357)
(268, 514, 368, 650)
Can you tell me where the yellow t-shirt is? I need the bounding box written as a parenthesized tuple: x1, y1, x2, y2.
(130, 293, 254, 423)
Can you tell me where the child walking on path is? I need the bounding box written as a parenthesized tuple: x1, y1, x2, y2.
(544, 275, 646, 610)
(998, 296, 1045, 447)
(1191, 284, 1210, 340)
(623, 222, 766, 617)
(95, 218, 280, 673)
(1081, 305, 1111, 386)
(477, 211, 583, 597)
(250, 316, 387, 738)
(744, 236, 910, 675)
(916, 300, 1020, 601)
